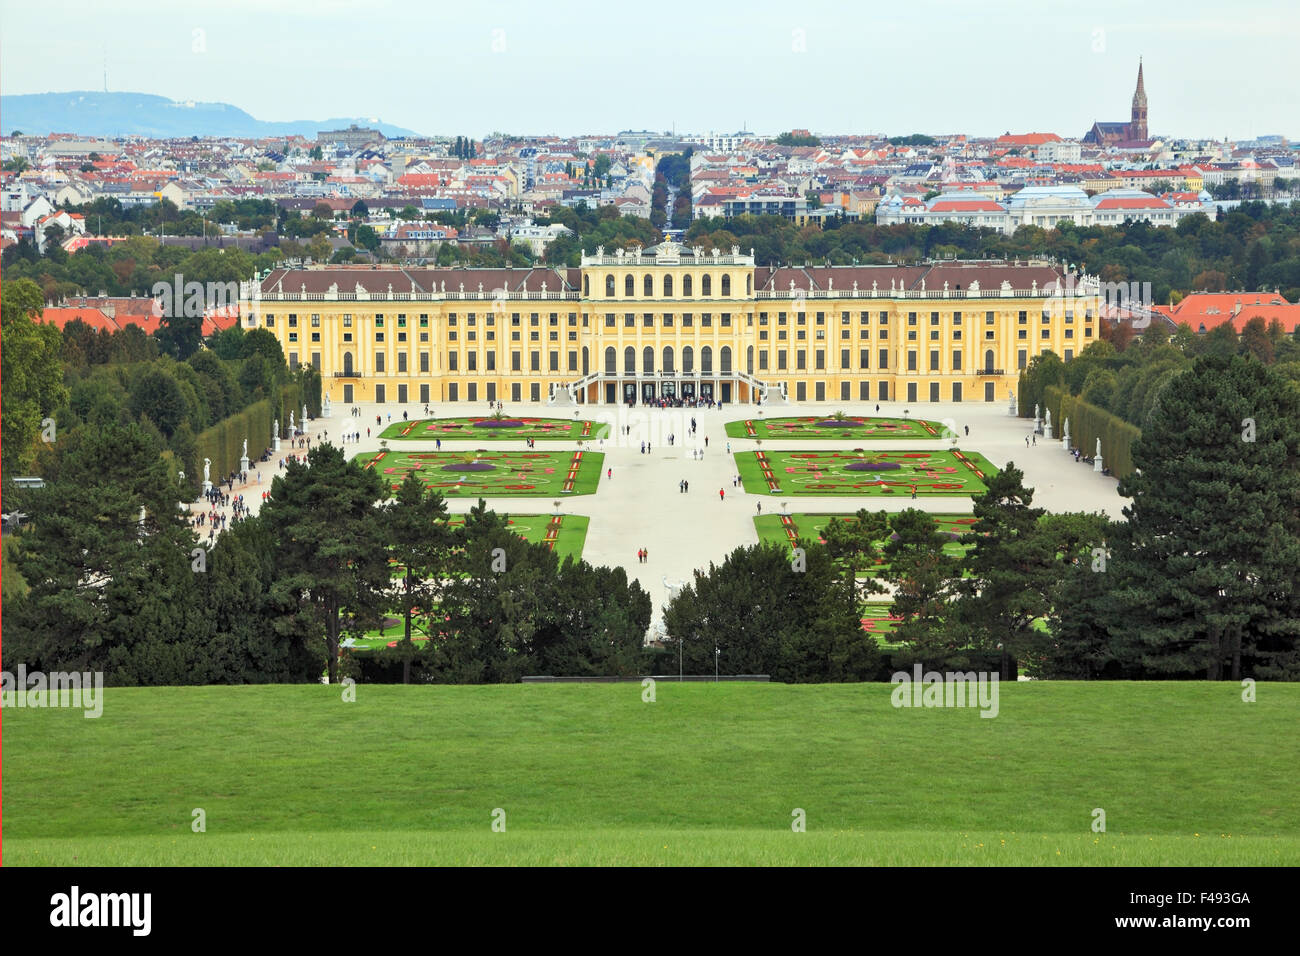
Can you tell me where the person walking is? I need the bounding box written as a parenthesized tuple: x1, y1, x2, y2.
(607, 467, 612, 479)
(726, 441, 731, 454)
(684, 480, 689, 492)
(719, 488, 725, 502)
(1025, 435, 1030, 447)
(1032, 433, 1036, 445)
(704, 436, 709, 448)
(643, 547, 648, 563)
(756, 501, 761, 514)
(964, 425, 969, 437)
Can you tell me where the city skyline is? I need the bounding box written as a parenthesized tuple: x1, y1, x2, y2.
(1, 0, 1296, 142)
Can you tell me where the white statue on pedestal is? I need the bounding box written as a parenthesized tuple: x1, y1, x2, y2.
(289, 411, 296, 433)
(242, 438, 248, 459)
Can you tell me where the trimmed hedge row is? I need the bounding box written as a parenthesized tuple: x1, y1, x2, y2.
(188, 370, 320, 489)
(194, 399, 273, 485)
(1043, 385, 1142, 479)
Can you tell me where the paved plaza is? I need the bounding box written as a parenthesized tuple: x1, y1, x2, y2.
(194, 399, 1129, 629)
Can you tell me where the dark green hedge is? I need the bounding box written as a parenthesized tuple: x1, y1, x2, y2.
(1043, 385, 1142, 479)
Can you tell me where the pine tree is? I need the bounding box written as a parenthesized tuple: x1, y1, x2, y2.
(1106, 355, 1300, 678)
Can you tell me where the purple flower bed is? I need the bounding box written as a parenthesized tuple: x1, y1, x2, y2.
(845, 461, 903, 471)
(817, 420, 865, 428)
(473, 420, 526, 428)
(442, 462, 497, 472)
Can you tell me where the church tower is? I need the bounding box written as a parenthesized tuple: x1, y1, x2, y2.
(1130, 59, 1148, 141)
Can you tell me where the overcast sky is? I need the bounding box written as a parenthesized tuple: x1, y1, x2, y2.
(2, 0, 1295, 140)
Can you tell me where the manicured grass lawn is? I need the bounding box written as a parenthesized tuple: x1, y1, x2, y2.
(380, 417, 610, 441)
(860, 602, 905, 648)
(738, 449, 998, 497)
(755, 512, 975, 575)
(726, 415, 949, 441)
(5, 683, 1297, 866)
(358, 449, 604, 497)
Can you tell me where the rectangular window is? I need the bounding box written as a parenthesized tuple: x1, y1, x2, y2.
(682, 313, 693, 327)
(930, 312, 939, 325)
(952, 351, 962, 370)
(375, 316, 384, 327)
(448, 383, 457, 402)
(375, 384, 385, 403)
(1018, 311, 1028, 324)
(702, 314, 713, 328)
(568, 350, 578, 372)
(796, 350, 807, 370)
(420, 352, 430, 373)
(549, 351, 559, 372)
(778, 351, 788, 371)
(530, 351, 540, 371)
(758, 351, 768, 370)
(815, 350, 825, 370)
(644, 313, 653, 328)
(860, 348, 869, 369)
(841, 349, 851, 369)
(879, 349, 888, 370)
(1018, 349, 1027, 370)
(311, 352, 320, 370)
(312, 314, 321, 327)
(953, 312, 962, 325)
(467, 352, 476, 372)
(487, 352, 496, 371)
(605, 313, 615, 327)
(446, 353, 455, 372)
(512, 351, 521, 371)
(907, 351, 917, 371)
(625, 313, 635, 328)
(930, 350, 939, 371)
(467, 383, 477, 403)
(398, 352, 408, 373)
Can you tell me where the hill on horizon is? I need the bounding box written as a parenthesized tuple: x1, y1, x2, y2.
(0, 91, 422, 139)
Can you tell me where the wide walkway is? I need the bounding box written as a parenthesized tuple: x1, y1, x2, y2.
(193, 399, 1128, 630)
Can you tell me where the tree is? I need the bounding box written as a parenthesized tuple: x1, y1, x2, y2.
(953, 464, 1051, 679)
(881, 509, 964, 662)
(355, 224, 380, 252)
(260, 443, 388, 683)
(311, 202, 333, 220)
(820, 508, 889, 604)
(664, 541, 877, 682)
(1, 278, 69, 476)
(379, 474, 453, 683)
(1106, 356, 1300, 679)
(1239, 316, 1274, 364)
(350, 200, 369, 218)
(5, 422, 206, 683)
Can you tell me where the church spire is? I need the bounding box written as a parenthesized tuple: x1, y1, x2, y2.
(1130, 57, 1148, 140)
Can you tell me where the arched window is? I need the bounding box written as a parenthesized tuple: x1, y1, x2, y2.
(721, 274, 731, 296)
(643, 346, 655, 375)
(582, 347, 589, 376)
(605, 275, 615, 297)
(702, 274, 712, 296)
(644, 274, 654, 297)
(746, 345, 754, 374)
(720, 346, 732, 373)
(746, 274, 752, 295)
(625, 274, 635, 297)
(663, 274, 673, 297)
(984, 349, 995, 372)
(583, 275, 590, 297)
(605, 346, 616, 374)
(701, 345, 713, 374)
(663, 346, 674, 374)
(624, 346, 636, 374)
(683, 274, 693, 297)
(683, 345, 694, 374)
(343, 352, 354, 375)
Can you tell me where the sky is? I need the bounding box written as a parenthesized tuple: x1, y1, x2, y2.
(2, 0, 1296, 141)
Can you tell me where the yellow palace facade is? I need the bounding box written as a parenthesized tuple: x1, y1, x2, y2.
(241, 242, 1100, 407)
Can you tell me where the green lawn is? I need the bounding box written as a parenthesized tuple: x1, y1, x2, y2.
(738, 449, 998, 497)
(358, 449, 604, 497)
(380, 416, 610, 441)
(755, 512, 976, 575)
(5, 683, 1298, 865)
(726, 415, 949, 441)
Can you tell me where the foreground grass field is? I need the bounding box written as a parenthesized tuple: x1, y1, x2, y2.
(5, 683, 1297, 866)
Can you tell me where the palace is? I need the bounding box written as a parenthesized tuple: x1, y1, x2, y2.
(239, 244, 1100, 407)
